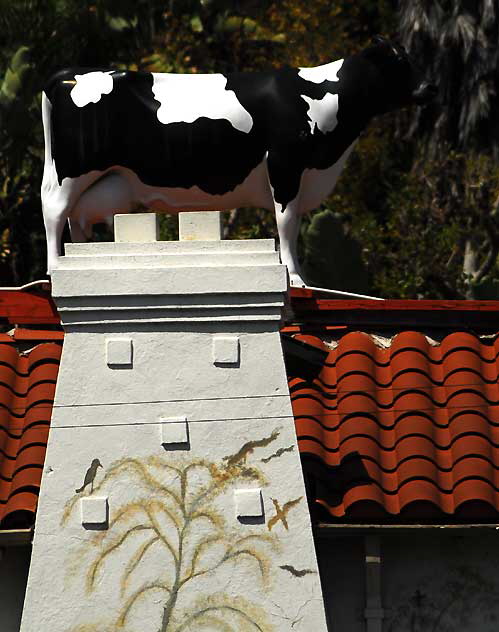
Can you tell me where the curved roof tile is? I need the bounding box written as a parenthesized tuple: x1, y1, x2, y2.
(290, 331, 499, 522)
(0, 342, 61, 528)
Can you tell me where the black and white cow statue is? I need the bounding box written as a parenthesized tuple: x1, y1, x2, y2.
(41, 36, 435, 284)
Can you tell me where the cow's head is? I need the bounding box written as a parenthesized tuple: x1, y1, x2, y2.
(361, 35, 436, 114)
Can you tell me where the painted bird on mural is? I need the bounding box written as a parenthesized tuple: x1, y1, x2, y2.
(267, 496, 303, 531)
(279, 564, 316, 578)
(222, 429, 281, 466)
(75, 458, 103, 494)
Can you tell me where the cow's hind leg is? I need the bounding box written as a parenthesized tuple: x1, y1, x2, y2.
(71, 172, 134, 239)
(68, 219, 87, 243)
(42, 190, 71, 276)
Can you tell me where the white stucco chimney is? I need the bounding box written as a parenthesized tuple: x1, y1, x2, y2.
(21, 214, 327, 632)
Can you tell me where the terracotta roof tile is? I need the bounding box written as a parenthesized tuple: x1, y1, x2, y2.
(0, 341, 61, 528)
(0, 285, 59, 325)
(288, 330, 499, 522)
(4, 287, 499, 526)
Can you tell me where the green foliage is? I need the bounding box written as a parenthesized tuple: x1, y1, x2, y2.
(159, 215, 179, 242)
(366, 149, 499, 299)
(399, 0, 499, 156)
(0, 46, 31, 108)
(302, 209, 370, 294)
(397, 0, 499, 298)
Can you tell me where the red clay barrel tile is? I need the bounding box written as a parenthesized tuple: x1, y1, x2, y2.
(0, 341, 61, 528)
(289, 331, 499, 521)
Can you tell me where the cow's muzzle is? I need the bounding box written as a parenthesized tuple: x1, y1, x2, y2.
(412, 82, 438, 105)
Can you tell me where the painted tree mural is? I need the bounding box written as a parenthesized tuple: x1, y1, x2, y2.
(62, 440, 282, 632)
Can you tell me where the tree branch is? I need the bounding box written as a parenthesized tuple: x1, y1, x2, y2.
(93, 458, 183, 507)
(87, 525, 154, 591)
(223, 208, 240, 238)
(180, 534, 225, 587)
(121, 535, 161, 596)
(118, 582, 172, 627)
(144, 505, 179, 565)
(174, 605, 264, 632)
(474, 215, 499, 283)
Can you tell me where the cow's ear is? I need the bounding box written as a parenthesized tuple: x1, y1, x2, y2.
(364, 36, 390, 62)
(371, 35, 403, 59)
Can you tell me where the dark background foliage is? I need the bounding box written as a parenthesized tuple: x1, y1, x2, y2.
(0, 0, 498, 299)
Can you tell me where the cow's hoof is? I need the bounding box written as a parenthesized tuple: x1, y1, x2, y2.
(289, 273, 306, 288)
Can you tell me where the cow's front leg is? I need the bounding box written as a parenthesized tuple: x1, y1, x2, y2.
(267, 151, 306, 287)
(275, 202, 305, 287)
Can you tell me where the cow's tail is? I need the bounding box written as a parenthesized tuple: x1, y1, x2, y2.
(41, 90, 65, 275)
(41, 91, 54, 172)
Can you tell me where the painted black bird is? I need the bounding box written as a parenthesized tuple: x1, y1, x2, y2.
(279, 564, 316, 578)
(75, 458, 102, 494)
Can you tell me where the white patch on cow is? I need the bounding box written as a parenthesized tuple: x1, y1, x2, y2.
(271, 187, 283, 214)
(70, 71, 114, 107)
(299, 140, 358, 213)
(301, 93, 339, 134)
(151, 73, 253, 133)
(264, 154, 283, 213)
(298, 59, 344, 84)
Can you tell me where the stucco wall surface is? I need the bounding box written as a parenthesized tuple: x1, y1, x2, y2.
(0, 546, 30, 632)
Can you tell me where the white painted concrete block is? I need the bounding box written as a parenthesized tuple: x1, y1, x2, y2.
(80, 497, 108, 526)
(213, 335, 240, 365)
(114, 213, 159, 242)
(234, 488, 263, 518)
(160, 417, 189, 445)
(179, 211, 221, 241)
(106, 338, 133, 367)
